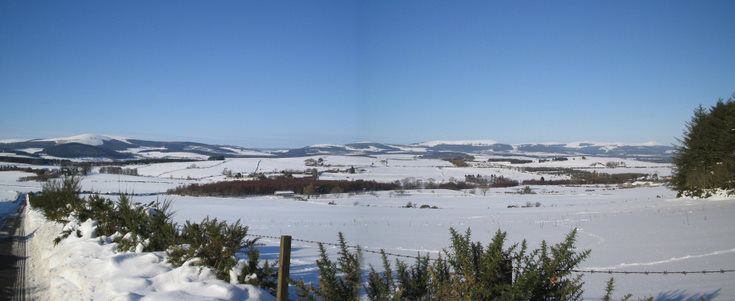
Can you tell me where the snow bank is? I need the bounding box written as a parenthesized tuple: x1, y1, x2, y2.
(24, 206, 274, 300)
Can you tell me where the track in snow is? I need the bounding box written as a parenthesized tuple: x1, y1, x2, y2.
(0, 194, 27, 301)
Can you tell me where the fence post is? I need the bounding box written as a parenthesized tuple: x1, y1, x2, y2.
(277, 235, 292, 301)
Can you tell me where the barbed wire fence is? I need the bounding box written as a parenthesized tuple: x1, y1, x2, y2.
(247, 233, 735, 276)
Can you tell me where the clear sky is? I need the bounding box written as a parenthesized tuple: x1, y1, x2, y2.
(1, 0, 734, 148)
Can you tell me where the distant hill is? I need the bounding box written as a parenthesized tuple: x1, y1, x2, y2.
(0, 134, 272, 161)
(0, 134, 674, 162)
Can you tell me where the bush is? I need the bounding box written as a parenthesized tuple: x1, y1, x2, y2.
(29, 176, 83, 221)
(519, 186, 535, 194)
(292, 232, 362, 300)
(362, 228, 589, 300)
(239, 242, 278, 295)
(167, 217, 253, 281)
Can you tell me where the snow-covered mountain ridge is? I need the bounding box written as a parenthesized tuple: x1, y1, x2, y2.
(0, 134, 674, 161)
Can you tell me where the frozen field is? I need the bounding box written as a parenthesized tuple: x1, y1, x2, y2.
(3, 154, 734, 300)
(125, 186, 732, 300)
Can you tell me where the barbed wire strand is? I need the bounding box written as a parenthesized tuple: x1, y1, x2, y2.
(247, 233, 735, 276)
(248, 233, 422, 261)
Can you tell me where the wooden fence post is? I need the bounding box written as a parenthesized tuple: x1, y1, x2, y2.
(277, 235, 292, 301)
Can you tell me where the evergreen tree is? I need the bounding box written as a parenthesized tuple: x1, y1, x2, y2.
(672, 95, 735, 197)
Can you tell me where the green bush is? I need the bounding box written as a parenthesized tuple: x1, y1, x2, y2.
(166, 217, 253, 281)
(238, 244, 278, 295)
(293, 232, 362, 301)
(110, 196, 177, 252)
(29, 176, 83, 222)
(362, 228, 589, 300)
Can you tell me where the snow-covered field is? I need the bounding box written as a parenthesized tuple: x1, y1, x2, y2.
(3, 154, 734, 300)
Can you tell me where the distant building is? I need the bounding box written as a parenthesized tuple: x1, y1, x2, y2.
(274, 191, 295, 197)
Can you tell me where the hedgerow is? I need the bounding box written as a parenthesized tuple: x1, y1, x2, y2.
(300, 229, 590, 301)
(28, 176, 277, 295)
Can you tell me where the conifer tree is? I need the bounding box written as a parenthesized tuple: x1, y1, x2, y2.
(672, 95, 735, 196)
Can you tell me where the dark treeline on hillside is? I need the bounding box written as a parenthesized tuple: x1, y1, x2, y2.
(99, 166, 139, 176)
(486, 158, 534, 164)
(0, 156, 72, 166)
(168, 179, 400, 197)
(521, 168, 649, 185)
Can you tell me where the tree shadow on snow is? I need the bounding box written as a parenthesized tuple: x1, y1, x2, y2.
(654, 289, 720, 301)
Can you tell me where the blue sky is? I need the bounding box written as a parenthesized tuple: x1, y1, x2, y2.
(1, 0, 734, 148)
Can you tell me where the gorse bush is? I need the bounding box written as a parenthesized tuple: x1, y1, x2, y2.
(111, 196, 178, 252)
(166, 217, 253, 281)
(308, 229, 589, 301)
(292, 232, 363, 301)
(239, 245, 278, 295)
(29, 175, 83, 221)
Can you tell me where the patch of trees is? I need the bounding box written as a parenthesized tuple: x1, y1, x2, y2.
(99, 166, 139, 176)
(487, 158, 533, 164)
(672, 96, 735, 197)
(167, 179, 400, 197)
(522, 179, 573, 185)
(521, 171, 647, 185)
(419, 152, 471, 160)
(304, 158, 325, 167)
(444, 156, 474, 167)
(538, 157, 568, 163)
(396, 176, 519, 191)
(464, 174, 519, 187)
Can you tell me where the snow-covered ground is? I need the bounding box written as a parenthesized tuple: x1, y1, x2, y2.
(0, 171, 42, 201)
(23, 204, 274, 300)
(124, 186, 730, 300)
(4, 154, 734, 300)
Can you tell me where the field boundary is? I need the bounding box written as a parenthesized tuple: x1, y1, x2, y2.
(247, 233, 735, 276)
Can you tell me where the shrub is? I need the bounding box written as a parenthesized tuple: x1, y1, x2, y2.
(239, 242, 278, 295)
(519, 186, 535, 194)
(30, 176, 83, 222)
(104, 196, 178, 253)
(292, 232, 362, 300)
(167, 217, 253, 281)
(361, 228, 590, 300)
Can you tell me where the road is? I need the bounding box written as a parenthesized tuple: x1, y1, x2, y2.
(0, 193, 27, 301)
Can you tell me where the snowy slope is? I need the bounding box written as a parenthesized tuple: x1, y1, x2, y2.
(36, 134, 131, 146)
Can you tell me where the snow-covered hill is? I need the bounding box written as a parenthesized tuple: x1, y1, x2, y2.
(0, 135, 674, 162)
(0, 134, 272, 160)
